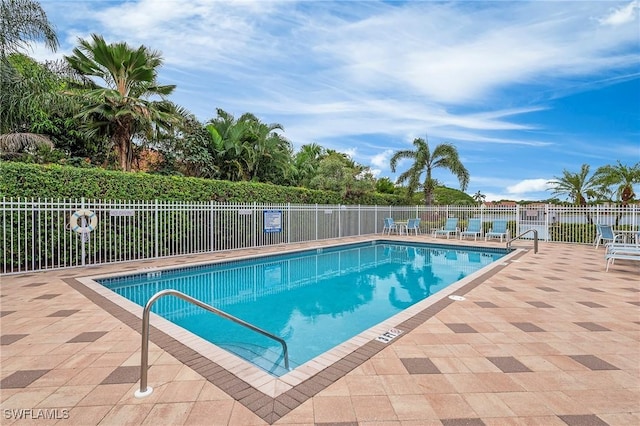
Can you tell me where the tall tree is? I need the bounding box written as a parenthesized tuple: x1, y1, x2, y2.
(390, 137, 469, 206)
(375, 177, 396, 194)
(204, 109, 293, 183)
(0, 0, 59, 133)
(592, 161, 640, 205)
(547, 164, 600, 205)
(205, 108, 247, 180)
(308, 151, 375, 200)
(239, 113, 291, 183)
(158, 115, 217, 177)
(292, 143, 323, 187)
(0, 54, 94, 161)
(65, 34, 180, 171)
(473, 190, 486, 205)
(0, 0, 58, 58)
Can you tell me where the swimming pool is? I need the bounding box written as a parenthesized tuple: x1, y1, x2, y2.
(97, 241, 509, 377)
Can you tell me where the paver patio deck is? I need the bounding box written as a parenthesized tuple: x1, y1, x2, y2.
(1, 236, 638, 425)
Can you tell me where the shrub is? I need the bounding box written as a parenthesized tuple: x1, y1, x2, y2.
(0, 162, 403, 205)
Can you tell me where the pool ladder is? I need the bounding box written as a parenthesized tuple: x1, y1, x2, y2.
(134, 289, 289, 398)
(506, 229, 539, 254)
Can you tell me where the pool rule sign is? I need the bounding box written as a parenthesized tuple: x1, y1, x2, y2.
(263, 210, 283, 233)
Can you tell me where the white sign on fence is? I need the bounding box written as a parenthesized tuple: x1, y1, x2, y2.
(109, 210, 135, 217)
(263, 210, 282, 233)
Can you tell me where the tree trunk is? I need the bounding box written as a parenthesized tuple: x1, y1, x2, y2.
(621, 186, 633, 205)
(424, 187, 434, 206)
(114, 120, 132, 171)
(423, 175, 435, 206)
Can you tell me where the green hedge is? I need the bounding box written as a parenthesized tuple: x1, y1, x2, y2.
(0, 162, 403, 205)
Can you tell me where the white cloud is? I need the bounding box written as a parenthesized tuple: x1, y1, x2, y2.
(51, 0, 638, 109)
(342, 148, 357, 160)
(313, 1, 639, 105)
(26, 42, 65, 62)
(369, 168, 382, 178)
(599, 1, 639, 26)
(467, 177, 554, 202)
(370, 150, 394, 169)
(506, 179, 553, 195)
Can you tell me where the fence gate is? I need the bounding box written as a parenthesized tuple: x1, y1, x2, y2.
(519, 205, 548, 240)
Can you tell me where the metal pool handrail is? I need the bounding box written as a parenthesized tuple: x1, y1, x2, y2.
(134, 289, 289, 398)
(507, 229, 539, 254)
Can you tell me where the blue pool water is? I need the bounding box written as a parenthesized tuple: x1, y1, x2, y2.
(99, 241, 508, 376)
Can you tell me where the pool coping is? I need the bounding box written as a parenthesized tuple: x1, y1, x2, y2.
(64, 238, 526, 425)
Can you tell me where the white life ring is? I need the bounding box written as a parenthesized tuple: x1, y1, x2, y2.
(70, 209, 98, 233)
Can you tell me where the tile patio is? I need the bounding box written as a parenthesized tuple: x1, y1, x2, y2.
(1, 235, 638, 425)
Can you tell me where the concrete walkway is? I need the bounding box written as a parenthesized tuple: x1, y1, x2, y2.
(1, 236, 638, 425)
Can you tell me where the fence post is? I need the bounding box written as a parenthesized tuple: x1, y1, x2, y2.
(210, 200, 215, 252)
(253, 202, 257, 248)
(287, 203, 291, 244)
(154, 200, 159, 259)
(32, 198, 38, 272)
(80, 197, 86, 267)
(374, 205, 378, 234)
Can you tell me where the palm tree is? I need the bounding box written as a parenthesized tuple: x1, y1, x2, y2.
(205, 108, 247, 180)
(204, 109, 294, 183)
(65, 34, 180, 171)
(205, 109, 265, 181)
(292, 143, 323, 187)
(0, 132, 52, 153)
(472, 191, 486, 205)
(375, 177, 396, 194)
(239, 113, 290, 182)
(0, 0, 58, 58)
(1, 0, 59, 133)
(547, 164, 600, 205)
(390, 137, 469, 206)
(592, 161, 640, 205)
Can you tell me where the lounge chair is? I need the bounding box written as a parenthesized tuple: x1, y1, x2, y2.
(382, 217, 398, 235)
(460, 218, 482, 241)
(434, 218, 459, 239)
(405, 218, 421, 235)
(485, 220, 509, 242)
(594, 224, 622, 249)
(604, 242, 640, 271)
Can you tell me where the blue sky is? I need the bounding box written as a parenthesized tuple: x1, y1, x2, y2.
(33, 0, 640, 201)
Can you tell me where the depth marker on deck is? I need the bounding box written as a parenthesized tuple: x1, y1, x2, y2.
(376, 328, 404, 343)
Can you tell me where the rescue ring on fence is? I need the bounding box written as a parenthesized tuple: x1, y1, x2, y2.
(70, 209, 98, 233)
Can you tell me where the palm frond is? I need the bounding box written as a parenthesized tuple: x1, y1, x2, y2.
(0, 132, 53, 152)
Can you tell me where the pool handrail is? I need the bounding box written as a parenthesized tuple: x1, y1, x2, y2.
(135, 288, 289, 398)
(507, 229, 538, 254)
